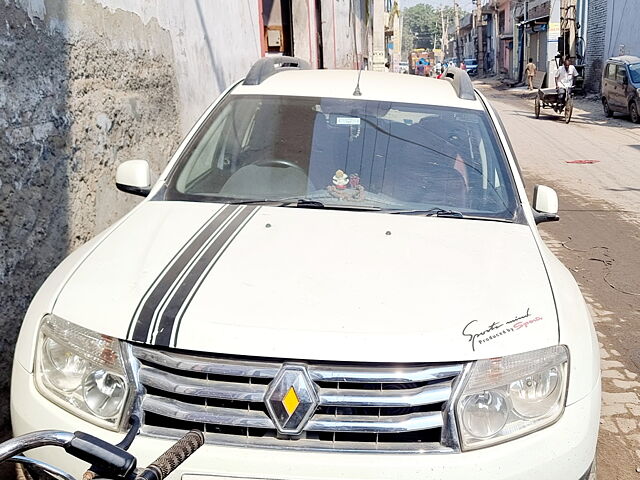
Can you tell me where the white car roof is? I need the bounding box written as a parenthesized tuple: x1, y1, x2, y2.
(231, 69, 484, 111)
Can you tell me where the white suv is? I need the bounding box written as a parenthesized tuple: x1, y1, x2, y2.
(12, 58, 600, 479)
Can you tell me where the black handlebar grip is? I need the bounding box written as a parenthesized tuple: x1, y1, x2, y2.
(65, 431, 137, 479)
(135, 430, 204, 480)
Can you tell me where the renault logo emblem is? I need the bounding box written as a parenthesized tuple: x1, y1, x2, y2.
(265, 364, 318, 435)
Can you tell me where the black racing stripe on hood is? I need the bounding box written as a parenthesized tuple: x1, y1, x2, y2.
(152, 205, 259, 347)
(128, 205, 240, 343)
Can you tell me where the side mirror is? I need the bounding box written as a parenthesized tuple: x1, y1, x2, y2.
(623, 75, 629, 85)
(532, 185, 559, 224)
(116, 160, 151, 197)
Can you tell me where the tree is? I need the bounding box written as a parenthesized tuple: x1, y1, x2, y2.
(401, 3, 461, 58)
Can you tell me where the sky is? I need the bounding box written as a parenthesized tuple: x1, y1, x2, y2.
(400, 0, 476, 12)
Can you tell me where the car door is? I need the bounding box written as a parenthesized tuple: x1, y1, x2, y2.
(602, 63, 617, 107)
(607, 64, 627, 110)
(614, 65, 631, 112)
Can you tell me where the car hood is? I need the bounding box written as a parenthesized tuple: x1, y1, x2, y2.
(54, 202, 558, 362)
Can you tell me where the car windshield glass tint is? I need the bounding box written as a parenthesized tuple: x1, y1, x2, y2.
(628, 63, 640, 84)
(165, 95, 519, 220)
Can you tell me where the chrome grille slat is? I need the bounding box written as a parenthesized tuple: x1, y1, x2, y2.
(143, 395, 274, 429)
(139, 366, 266, 401)
(318, 381, 452, 407)
(132, 345, 464, 453)
(132, 345, 280, 378)
(141, 426, 454, 453)
(308, 364, 463, 383)
(143, 394, 442, 434)
(307, 411, 443, 433)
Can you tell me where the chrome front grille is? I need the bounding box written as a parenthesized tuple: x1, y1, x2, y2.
(131, 345, 464, 452)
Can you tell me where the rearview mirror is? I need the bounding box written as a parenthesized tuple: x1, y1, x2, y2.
(116, 160, 151, 197)
(532, 185, 559, 224)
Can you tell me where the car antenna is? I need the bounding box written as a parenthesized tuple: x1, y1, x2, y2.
(352, 67, 363, 96)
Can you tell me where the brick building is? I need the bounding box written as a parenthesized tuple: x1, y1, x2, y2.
(583, 0, 607, 92)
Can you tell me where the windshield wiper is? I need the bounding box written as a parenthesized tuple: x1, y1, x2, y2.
(223, 198, 380, 211)
(280, 199, 381, 211)
(222, 199, 279, 205)
(387, 207, 464, 218)
(224, 198, 326, 207)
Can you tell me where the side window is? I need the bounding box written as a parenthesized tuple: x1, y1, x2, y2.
(605, 64, 616, 80)
(616, 65, 628, 84)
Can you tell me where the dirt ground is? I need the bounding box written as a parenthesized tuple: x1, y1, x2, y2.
(478, 81, 640, 479)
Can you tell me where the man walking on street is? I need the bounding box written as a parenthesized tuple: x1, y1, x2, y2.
(525, 58, 537, 90)
(555, 57, 578, 105)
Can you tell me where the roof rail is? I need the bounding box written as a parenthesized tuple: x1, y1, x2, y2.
(243, 56, 311, 85)
(441, 67, 476, 101)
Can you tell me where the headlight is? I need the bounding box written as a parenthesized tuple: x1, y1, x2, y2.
(35, 315, 135, 430)
(456, 345, 568, 450)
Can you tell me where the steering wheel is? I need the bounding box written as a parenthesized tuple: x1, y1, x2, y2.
(252, 159, 301, 169)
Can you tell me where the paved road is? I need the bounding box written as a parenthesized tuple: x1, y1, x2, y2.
(478, 81, 640, 480)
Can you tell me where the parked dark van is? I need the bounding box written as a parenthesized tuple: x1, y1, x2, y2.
(601, 55, 640, 123)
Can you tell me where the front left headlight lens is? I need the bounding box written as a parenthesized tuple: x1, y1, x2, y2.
(35, 315, 134, 430)
(456, 345, 569, 450)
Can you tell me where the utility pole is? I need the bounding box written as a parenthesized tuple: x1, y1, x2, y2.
(440, 7, 447, 58)
(475, 0, 484, 75)
(453, 1, 460, 62)
(567, 0, 577, 59)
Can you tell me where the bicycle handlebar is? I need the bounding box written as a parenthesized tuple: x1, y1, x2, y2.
(2, 427, 205, 480)
(135, 430, 205, 480)
(0, 431, 74, 463)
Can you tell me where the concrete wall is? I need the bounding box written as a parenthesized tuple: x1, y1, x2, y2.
(1, 0, 184, 438)
(322, 0, 367, 69)
(292, 0, 320, 67)
(603, 0, 640, 59)
(93, 0, 262, 133)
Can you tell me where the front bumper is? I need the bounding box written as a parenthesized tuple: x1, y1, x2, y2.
(11, 362, 600, 480)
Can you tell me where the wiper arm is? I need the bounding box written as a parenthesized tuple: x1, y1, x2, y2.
(387, 207, 464, 218)
(280, 199, 381, 211)
(222, 198, 324, 207)
(280, 199, 326, 208)
(223, 199, 279, 205)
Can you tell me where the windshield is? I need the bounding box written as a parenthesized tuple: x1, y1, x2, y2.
(629, 63, 640, 84)
(464, 59, 477, 66)
(165, 95, 519, 220)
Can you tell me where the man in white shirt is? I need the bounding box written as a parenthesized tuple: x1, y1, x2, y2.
(555, 57, 578, 104)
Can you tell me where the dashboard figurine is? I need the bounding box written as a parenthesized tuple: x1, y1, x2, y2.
(332, 170, 349, 190)
(328, 170, 366, 201)
(349, 173, 360, 188)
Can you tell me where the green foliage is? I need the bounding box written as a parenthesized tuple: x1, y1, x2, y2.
(401, 3, 461, 58)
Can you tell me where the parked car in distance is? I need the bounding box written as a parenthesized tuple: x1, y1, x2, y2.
(601, 55, 640, 123)
(445, 58, 458, 68)
(11, 59, 600, 480)
(464, 58, 478, 76)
